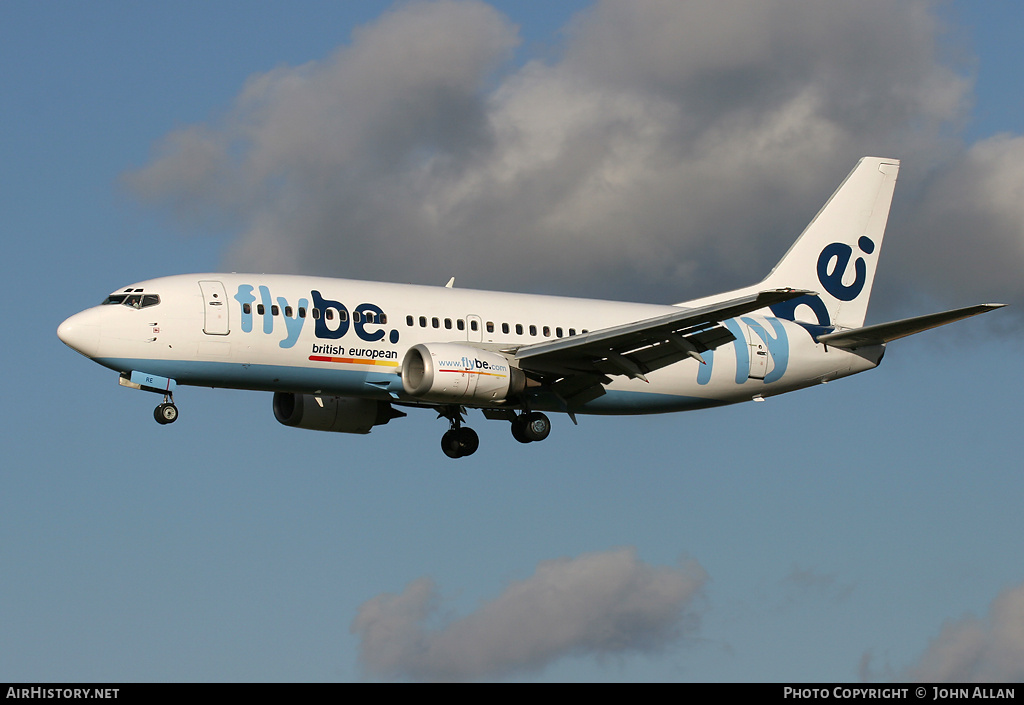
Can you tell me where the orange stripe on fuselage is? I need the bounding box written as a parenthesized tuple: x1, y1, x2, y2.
(309, 355, 399, 367)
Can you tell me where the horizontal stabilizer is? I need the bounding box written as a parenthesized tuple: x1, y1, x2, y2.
(816, 303, 1005, 349)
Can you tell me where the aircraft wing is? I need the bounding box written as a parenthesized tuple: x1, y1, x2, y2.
(513, 289, 809, 390)
(815, 303, 1005, 350)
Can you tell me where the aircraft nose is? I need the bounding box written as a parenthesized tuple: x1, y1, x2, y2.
(58, 312, 100, 358)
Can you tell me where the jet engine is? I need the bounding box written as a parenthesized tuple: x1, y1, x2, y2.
(272, 392, 404, 434)
(401, 343, 525, 404)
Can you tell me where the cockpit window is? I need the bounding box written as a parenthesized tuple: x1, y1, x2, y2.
(101, 293, 160, 309)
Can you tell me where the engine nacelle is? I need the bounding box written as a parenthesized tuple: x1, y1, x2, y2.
(401, 343, 525, 404)
(273, 393, 403, 434)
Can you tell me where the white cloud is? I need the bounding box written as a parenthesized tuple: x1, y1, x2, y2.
(899, 582, 1024, 682)
(350, 547, 707, 681)
(125, 0, 1023, 315)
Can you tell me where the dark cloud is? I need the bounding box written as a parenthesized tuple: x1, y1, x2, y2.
(125, 0, 1023, 317)
(350, 547, 707, 681)
(895, 135, 1024, 310)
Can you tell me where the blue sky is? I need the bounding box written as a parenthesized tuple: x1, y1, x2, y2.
(2, 1, 1023, 682)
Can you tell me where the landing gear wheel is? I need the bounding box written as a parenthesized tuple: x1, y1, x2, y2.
(438, 405, 479, 458)
(441, 427, 479, 458)
(441, 430, 462, 458)
(511, 412, 550, 443)
(154, 402, 178, 425)
(456, 427, 479, 457)
(520, 412, 550, 442)
(511, 415, 531, 444)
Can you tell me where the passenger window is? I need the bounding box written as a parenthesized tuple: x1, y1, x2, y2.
(326, 309, 334, 321)
(444, 318, 452, 329)
(339, 310, 348, 322)
(257, 304, 265, 315)
(271, 305, 280, 316)
(569, 328, 576, 336)
(299, 307, 306, 318)
(419, 316, 427, 327)
(556, 327, 563, 338)
(380, 314, 387, 325)
(284, 306, 293, 317)
(543, 326, 550, 337)
(312, 308, 321, 320)
(352, 311, 361, 323)
(515, 324, 523, 335)
(432, 317, 440, 328)
(407, 315, 414, 326)
(470, 320, 479, 331)
(486, 321, 494, 333)
(529, 325, 537, 336)
(457, 319, 465, 331)
(501, 323, 509, 334)
(243, 303, 252, 315)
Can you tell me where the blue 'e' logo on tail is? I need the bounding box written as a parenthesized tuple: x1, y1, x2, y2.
(817, 236, 874, 301)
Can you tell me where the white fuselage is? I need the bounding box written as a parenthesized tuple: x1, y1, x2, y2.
(58, 273, 883, 415)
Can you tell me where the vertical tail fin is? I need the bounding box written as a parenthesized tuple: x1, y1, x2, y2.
(761, 157, 900, 329)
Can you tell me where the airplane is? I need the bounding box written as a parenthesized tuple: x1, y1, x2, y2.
(58, 157, 1004, 458)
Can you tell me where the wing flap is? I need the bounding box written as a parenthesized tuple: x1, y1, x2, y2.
(610, 325, 736, 376)
(816, 303, 1005, 349)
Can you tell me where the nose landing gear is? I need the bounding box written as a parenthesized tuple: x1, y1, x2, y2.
(119, 372, 179, 426)
(154, 394, 178, 425)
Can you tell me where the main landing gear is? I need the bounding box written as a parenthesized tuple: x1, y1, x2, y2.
(511, 411, 551, 444)
(436, 407, 553, 458)
(439, 406, 479, 459)
(154, 394, 178, 425)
